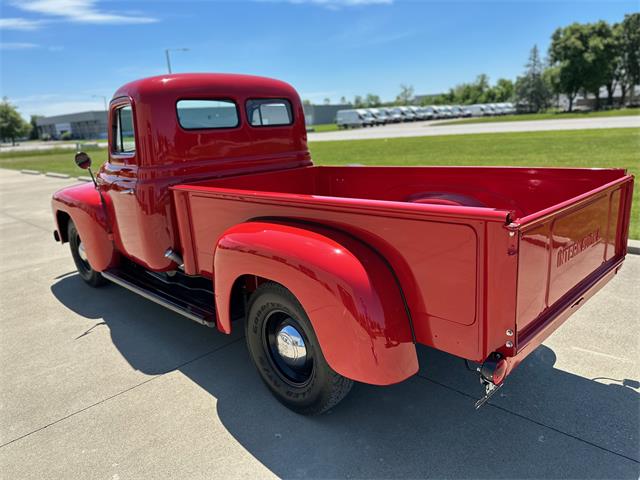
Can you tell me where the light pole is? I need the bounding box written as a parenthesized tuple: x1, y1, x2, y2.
(165, 48, 189, 74)
(92, 95, 108, 111)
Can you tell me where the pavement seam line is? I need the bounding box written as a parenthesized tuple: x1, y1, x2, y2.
(0, 210, 52, 233)
(0, 336, 244, 450)
(415, 373, 640, 465)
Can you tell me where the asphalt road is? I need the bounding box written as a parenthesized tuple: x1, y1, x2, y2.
(308, 115, 640, 142)
(0, 169, 638, 479)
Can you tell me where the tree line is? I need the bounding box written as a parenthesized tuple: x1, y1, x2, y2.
(322, 13, 639, 113)
(0, 97, 40, 145)
(547, 13, 639, 111)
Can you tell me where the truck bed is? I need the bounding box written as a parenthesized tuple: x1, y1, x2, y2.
(171, 165, 633, 362)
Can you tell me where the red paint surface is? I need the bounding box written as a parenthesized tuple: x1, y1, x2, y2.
(214, 221, 418, 385)
(51, 182, 117, 271)
(51, 73, 634, 386)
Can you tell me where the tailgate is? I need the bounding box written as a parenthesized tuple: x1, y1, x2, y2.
(514, 174, 634, 344)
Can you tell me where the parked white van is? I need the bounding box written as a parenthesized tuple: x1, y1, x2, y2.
(381, 107, 403, 123)
(498, 102, 516, 115)
(396, 106, 416, 122)
(488, 103, 505, 115)
(367, 108, 389, 125)
(483, 104, 497, 116)
(422, 106, 437, 119)
(356, 109, 376, 127)
(467, 105, 486, 117)
(408, 106, 429, 121)
(336, 109, 364, 129)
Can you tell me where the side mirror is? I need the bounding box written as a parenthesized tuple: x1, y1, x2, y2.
(75, 151, 92, 170)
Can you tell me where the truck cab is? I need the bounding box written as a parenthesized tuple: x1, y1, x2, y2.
(52, 73, 634, 415)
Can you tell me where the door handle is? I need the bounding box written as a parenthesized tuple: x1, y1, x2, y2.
(119, 188, 135, 195)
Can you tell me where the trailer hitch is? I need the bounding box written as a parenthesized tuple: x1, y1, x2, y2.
(475, 379, 503, 409)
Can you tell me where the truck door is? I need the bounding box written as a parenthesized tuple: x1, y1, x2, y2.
(98, 101, 144, 262)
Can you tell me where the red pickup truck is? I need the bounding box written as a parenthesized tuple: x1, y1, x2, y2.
(52, 74, 634, 415)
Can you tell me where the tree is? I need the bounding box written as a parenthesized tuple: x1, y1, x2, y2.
(493, 78, 515, 102)
(440, 74, 493, 105)
(395, 84, 414, 105)
(619, 13, 640, 104)
(323, 97, 331, 105)
(543, 65, 562, 106)
(0, 97, 29, 145)
(29, 115, 41, 140)
(474, 74, 492, 103)
(515, 45, 553, 112)
(339, 96, 348, 104)
(580, 21, 618, 109)
(549, 23, 590, 111)
(364, 93, 381, 107)
(302, 99, 312, 106)
(603, 22, 625, 106)
(353, 95, 365, 108)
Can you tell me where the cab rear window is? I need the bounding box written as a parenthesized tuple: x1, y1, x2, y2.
(177, 99, 239, 130)
(246, 99, 293, 127)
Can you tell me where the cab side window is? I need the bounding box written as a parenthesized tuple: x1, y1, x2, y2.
(113, 105, 136, 154)
(246, 99, 293, 127)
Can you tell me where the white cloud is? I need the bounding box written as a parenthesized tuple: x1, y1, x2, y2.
(10, 0, 158, 25)
(0, 17, 46, 30)
(0, 42, 40, 50)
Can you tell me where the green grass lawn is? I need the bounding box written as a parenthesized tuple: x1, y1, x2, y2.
(0, 148, 108, 177)
(439, 107, 640, 126)
(308, 123, 340, 133)
(1, 128, 638, 237)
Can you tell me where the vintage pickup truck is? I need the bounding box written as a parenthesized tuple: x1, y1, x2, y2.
(52, 74, 634, 414)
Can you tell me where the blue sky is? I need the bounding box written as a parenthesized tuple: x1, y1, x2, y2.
(0, 0, 637, 118)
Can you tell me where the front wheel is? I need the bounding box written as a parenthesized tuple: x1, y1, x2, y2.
(245, 282, 353, 415)
(68, 220, 107, 287)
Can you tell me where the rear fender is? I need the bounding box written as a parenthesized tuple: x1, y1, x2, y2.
(214, 221, 418, 386)
(52, 182, 116, 271)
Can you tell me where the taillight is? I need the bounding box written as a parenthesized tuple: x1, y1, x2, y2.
(492, 359, 508, 385)
(480, 354, 509, 385)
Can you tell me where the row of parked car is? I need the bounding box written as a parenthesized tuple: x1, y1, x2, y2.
(336, 103, 517, 129)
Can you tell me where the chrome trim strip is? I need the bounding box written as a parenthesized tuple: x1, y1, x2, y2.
(101, 271, 212, 326)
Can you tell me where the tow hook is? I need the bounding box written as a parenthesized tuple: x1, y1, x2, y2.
(474, 352, 508, 409)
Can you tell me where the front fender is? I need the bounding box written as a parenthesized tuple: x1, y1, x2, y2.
(214, 221, 418, 386)
(52, 182, 116, 271)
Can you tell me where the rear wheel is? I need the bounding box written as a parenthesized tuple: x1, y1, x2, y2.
(68, 221, 107, 287)
(245, 282, 353, 415)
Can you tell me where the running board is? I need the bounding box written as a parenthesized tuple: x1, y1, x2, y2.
(101, 270, 216, 327)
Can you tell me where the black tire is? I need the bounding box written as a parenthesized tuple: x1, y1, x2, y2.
(245, 282, 353, 415)
(68, 220, 107, 287)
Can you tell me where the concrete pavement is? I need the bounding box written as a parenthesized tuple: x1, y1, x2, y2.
(308, 114, 640, 142)
(0, 169, 638, 479)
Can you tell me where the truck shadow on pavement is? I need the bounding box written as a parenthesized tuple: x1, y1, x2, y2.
(51, 275, 640, 479)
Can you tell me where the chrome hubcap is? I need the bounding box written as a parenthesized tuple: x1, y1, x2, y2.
(264, 311, 313, 385)
(78, 241, 88, 262)
(275, 325, 307, 368)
